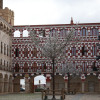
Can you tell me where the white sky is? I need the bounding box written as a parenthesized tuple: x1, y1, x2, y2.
(20, 75, 46, 85)
(3, 0, 100, 25)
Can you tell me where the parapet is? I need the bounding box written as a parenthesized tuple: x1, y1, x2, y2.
(0, 7, 14, 26)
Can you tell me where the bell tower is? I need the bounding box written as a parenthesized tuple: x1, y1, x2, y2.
(0, 0, 3, 9)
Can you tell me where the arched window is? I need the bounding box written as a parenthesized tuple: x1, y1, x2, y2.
(50, 29, 57, 37)
(32, 48, 37, 57)
(60, 29, 66, 37)
(24, 48, 28, 57)
(33, 62, 37, 72)
(75, 29, 78, 36)
(15, 63, 19, 72)
(1, 42, 3, 53)
(39, 30, 45, 37)
(23, 30, 28, 37)
(90, 28, 99, 36)
(92, 46, 97, 56)
(24, 63, 28, 72)
(14, 30, 20, 37)
(82, 62, 87, 72)
(71, 47, 76, 56)
(15, 48, 19, 57)
(80, 28, 88, 36)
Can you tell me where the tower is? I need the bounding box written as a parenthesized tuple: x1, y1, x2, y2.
(0, 0, 14, 26)
(0, 0, 3, 9)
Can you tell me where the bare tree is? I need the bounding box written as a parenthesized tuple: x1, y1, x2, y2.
(29, 27, 78, 99)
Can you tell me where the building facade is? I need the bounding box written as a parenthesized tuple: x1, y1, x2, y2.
(0, 0, 14, 93)
(12, 21, 100, 93)
(0, 0, 100, 94)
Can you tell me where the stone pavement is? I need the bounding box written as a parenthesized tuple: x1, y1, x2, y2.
(0, 93, 100, 100)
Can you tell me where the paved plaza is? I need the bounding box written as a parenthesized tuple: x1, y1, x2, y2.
(0, 93, 100, 100)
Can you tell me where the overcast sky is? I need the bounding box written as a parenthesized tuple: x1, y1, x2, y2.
(3, 0, 100, 25)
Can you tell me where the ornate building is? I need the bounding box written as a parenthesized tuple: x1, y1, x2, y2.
(12, 20, 100, 93)
(0, 0, 100, 94)
(0, 0, 14, 93)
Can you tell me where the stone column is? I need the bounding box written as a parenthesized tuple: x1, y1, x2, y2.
(46, 74, 51, 89)
(81, 74, 86, 93)
(4, 77, 9, 93)
(30, 77, 34, 93)
(13, 77, 20, 92)
(25, 77, 30, 93)
(20, 30, 23, 37)
(0, 78, 4, 93)
(9, 77, 13, 93)
(64, 74, 68, 93)
(81, 81, 85, 93)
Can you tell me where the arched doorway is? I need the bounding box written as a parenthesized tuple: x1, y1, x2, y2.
(51, 75, 65, 90)
(69, 76, 81, 93)
(85, 75, 99, 92)
(34, 75, 46, 92)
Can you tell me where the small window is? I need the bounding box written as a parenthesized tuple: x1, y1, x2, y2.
(15, 48, 19, 57)
(82, 28, 86, 36)
(71, 47, 76, 56)
(23, 30, 28, 37)
(50, 29, 57, 37)
(10, 47, 11, 57)
(24, 63, 28, 72)
(82, 46, 87, 56)
(15, 63, 19, 72)
(90, 28, 99, 36)
(39, 30, 45, 37)
(4, 60, 5, 66)
(75, 29, 78, 36)
(60, 29, 66, 37)
(33, 48, 37, 57)
(0, 59, 2, 65)
(92, 62, 98, 71)
(82, 62, 87, 72)
(43, 30, 45, 37)
(4, 44, 6, 55)
(24, 48, 28, 57)
(80, 28, 88, 36)
(7, 62, 8, 67)
(7, 45, 8, 56)
(92, 46, 97, 56)
(1, 42, 3, 53)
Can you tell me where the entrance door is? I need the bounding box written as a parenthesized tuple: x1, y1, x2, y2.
(88, 81, 94, 92)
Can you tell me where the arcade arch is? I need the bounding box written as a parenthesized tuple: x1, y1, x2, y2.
(85, 75, 99, 92)
(51, 75, 65, 90)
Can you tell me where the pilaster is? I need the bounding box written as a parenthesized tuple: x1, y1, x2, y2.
(46, 74, 51, 89)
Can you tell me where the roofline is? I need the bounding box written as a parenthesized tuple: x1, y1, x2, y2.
(13, 22, 100, 28)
